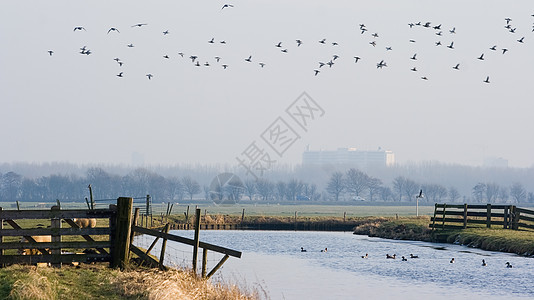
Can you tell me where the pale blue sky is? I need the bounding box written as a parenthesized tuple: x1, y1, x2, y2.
(1, 0, 533, 168)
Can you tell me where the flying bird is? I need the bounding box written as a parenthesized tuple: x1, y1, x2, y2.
(163, 55, 170, 59)
(416, 190, 424, 198)
(245, 55, 252, 62)
(220, 40, 227, 44)
(332, 42, 339, 46)
(215, 56, 221, 62)
(376, 60, 387, 68)
(48, 50, 53, 56)
(421, 76, 428, 80)
(314, 69, 320, 76)
(127, 44, 135, 48)
(453, 63, 460, 70)
(146, 74, 153, 80)
(517, 37, 525, 43)
(370, 41, 376, 47)
(447, 41, 454, 49)
(275, 42, 282, 47)
(319, 38, 326, 44)
(208, 38, 215, 43)
(435, 41, 442, 46)
(259, 62, 266, 68)
(221, 4, 234, 9)
(478, 53, 484, 60)
(411, 67, 417, 72)
(281, 49, 288, 53)
(353, 56, 361, 63)
(222, 64, 228, 69)
(386, 46, 392, 51)
(117, 72, 123, 77)
(132, 23, 148, 27)
(489, 45, 497, 51)
(484, 76, 490, 83)
(449, 27, 456, 34)
(410, 53, 417, 60)
(163, 30, 169, 35)
(296, 39, 303, 47)
(73, 26, 86, 31)
(502, 48, 508, 54)
(107, 27, 120, 34)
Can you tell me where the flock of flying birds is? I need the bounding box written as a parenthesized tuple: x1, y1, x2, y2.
(47, 12, 534, 83)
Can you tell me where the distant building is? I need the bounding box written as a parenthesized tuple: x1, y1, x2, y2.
(302, 147, 395, 168)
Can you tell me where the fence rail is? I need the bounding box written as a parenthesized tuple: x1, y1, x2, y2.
(430, 203, 534, 231)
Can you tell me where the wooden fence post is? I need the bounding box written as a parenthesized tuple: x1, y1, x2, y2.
(88, 184, 94, 209)
(51, 205, 62, 268)
(512, 206, 520, 230)
(486, 204, 492, 228)
(441, 204, 447, 229)
(463, 203, 468, 229)
(241, 209, 245, 223)
(158, 223, 170, 270)
(192, 208, 201, 275)
(503, 206, 509, 229)
(202, 248, 208, 278)
(129, 208, 140, 260)
(112, 197, 133, 269)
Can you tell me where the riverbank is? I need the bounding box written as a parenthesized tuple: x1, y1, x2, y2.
(352, 216, 534, 256)
(0, 264, 260, 300)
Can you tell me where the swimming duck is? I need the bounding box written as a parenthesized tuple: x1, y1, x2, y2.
(410, 254, 419, 258)
(506, 262, 513, 268)
(402, 256, 408, 261)
(386, 254, 396, 259)
(361, 253, 368, 259)
(450, 258, 455, 263)
(321, 248, 328, 252)
(482, 259, 487, 266)
(301, 247, 307, 252)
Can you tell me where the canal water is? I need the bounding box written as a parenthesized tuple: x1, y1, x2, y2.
(133, 231, 534, 299)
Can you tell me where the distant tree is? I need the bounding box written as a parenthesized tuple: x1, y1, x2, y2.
(326, 172, 345, 201)
(255, 178, 273, 201)
(181, 176, 200, 201)
(243, 180, 256, 201)
(448, 187, 461, 203)
(422, 184, 447, 203)
(203, 185, 210, 201)
(510, 183, 526, 203)
(367, 177, 382, 201)
(308, 183, 320, 201)
(379, 186, 394, 202)
(1, 171, 23, 201)
(393, 176, 407, 201)
(472, 183, 486, 203)
(485, 183, 500, 203)
(286, 179, 303, 201)
(165, 177, 183, 201)
(528, 192, 534, 203)
(497, 187, 508, 203)
(275, 181, 286, 201)
(404, 179, 419, 202)
(345, 169, 369, 199)
(225, 177, 245, 202)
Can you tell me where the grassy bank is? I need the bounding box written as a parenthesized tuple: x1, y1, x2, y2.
(0, 264, 261, 300)
(352, 216, 534, 256)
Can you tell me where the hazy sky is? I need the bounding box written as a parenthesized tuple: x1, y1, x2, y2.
(1, 1, 533, 168)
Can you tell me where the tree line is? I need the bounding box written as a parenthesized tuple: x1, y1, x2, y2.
(1, 164, 533, 204)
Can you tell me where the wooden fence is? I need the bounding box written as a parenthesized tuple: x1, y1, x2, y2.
(130, 208, 242, 279)
(0, 204, 117, 267)
(430, 203, 534, 231)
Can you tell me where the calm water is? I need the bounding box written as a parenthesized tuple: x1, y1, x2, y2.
(133, 231, 534, 299)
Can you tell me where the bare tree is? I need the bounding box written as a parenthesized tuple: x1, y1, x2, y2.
(243, 180, 256, 201)
(472, 183, 486, 203)
(345, 168, 370, 199)
(326, 172, 345, 201)
(367, 177, 382, 201)
(485, 183, 500, 203)
(393, 176, 407, 201)
(379, 186, 394, 201)
(181, 176, 200, 201)
(286, 179, 303, 201)
(510, 182, 526, 203)
(275, 181, 286, 201)
(404, 179, 419, 202)
(256, 178, 273, 201)
(448, 186, 460, 202)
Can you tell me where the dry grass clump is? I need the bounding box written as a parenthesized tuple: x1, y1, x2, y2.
(8, 265, 56, 300)
(115, 267, 261, 300)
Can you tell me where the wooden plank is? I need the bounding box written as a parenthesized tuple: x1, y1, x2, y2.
(133, 226, 241, 258)
(0, 253, 111, 265)
(0, 209, 116, 220)
(431, 217, 465, 223)
(202, 248, 208, 278)
(0, 241, 111, 250)
(5, 220, 50, 255)
(159, 224, 170, 271)
(130, 245, 163, 269)
(519, 215, 534, 223)
(51, 206, 61, 267)
(435, 210, 464, 216)
(0, 228, 111, 237)
(435, 204, 464, 209)
(516, 208, 534, 215)
(206, 254, 229, 279)
(517, 223, 534, 230)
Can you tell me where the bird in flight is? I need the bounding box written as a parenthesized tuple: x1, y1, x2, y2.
(163, 30, 169, 35)
(411, 67, 417, 72)
(410, 53, 417, 60)
(221, 4, 234, 10)
(332, 42, 339, 46)
(107, 27, 120, 34)
(259, 62, 266, 68)
(215, 56, 221, 62)
(296, 39, 303, 47)
(73, 26, 86, 32)
(502, 48, 508, 54)
(245, 55, 252, 62)
(453, 63, 460, 70)
(117, 72, 123, 77)
(48, 50, 54, 56)
(146, 74, 153, 80)
(489, 45, 497, 51)
(370, 41, 376, 47)
(220, 40, 226, 44)
(421, 76, 428, 80)
(449, 27, 456, 34)
(372, 33, 379, 38)
(416, 190, 424, 198)
(314, 69, 320, 76)
(332, 55, 339, 60)
(478, 53, 485, 60)
(222, 64, 228, 69)
(517, 37, 525, 43)
(386, 46, 392, 51)
(319, 38, 326, 44)
(275, 42, 282, 48)
(127, 44, 135, 48)
(435, 41, 442, 46)
(281, 49, 288, 53)
(132, 23, 148, 27)
(163, 55, 170, 59)
(190, 55, 198, 62)
(376, 60, 387, 68)
(484, 76, 490, 83)
(353, 56, 361, 63)
(447, 41, 454, 49)
(208, 38, 215, 44)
